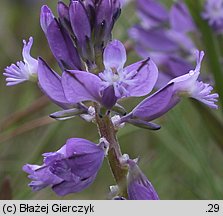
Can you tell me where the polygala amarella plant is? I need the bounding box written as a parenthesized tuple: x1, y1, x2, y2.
(3, 0, 219, 199)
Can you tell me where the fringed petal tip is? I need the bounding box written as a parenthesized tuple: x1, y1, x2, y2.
(3, 37, 38, 86)
(192, 81, 219, 109)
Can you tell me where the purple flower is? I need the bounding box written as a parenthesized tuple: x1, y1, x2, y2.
(40, 5, 55, 34)
(23, 138, 108, 196)
(202, 0, 223, 33)
(129, 25, 195, 86)
(153, 55, 194, 88)
(57, 1, 70, 22)
(129, 27, 179, 52)
(40, 5, 82, 70)
(129, 24, 196, 86)
(127, 159, 159, 200)
(122, 51, 218, 123)
(169, 2, 195, 33)
(61, 40, 158, 109)
(95, 0, 121, 45)
(130, 1, 196, 87)
(137, 0, 169, 29)
(40, 1, 121, 68)
(37, 57, 74, 109)
(69, 0, 91, 56)
(3, 37, 38, 86)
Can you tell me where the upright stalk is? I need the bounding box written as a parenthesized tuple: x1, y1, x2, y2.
(94, 103, 128, 198)
(92, 49, 128, 198)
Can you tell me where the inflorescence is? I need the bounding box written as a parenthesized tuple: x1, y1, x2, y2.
(3, 0, 219, 200)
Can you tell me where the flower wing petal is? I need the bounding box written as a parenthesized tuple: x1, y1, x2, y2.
(124, 58, 158, 97)
(132, 83, 180, 121)
(38, 58, 70, 107)
(62, 70, 102, 104)
(46, 18, 81, 70)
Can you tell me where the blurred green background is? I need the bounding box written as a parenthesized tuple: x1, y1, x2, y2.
(0, 0, 223, 200)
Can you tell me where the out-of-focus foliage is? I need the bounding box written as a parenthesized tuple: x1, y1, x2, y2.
(0, 0, 222, 199)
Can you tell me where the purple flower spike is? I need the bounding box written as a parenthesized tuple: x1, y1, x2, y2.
(23, 138, 108, 196)
(127, 160, 159, 200)
(169, 2, 195, 33)
(130, 50, 218, 122)
(40, 1, 121, 67)
(4, 37, 38, 86)
(202, 0, 223, 33)
(130, 0, 198, 86)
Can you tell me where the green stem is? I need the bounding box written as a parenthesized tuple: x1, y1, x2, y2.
(94, 104, 128, 198)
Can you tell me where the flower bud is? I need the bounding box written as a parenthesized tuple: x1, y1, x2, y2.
(69, 0, 92, 58)
(40, 5, 55, 34)
(126, 119, 161, 130)
(50, 108, 88, 121)
(127, 160, 159, 200)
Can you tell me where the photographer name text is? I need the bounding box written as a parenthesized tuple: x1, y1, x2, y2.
(2, 203, 95, 215)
